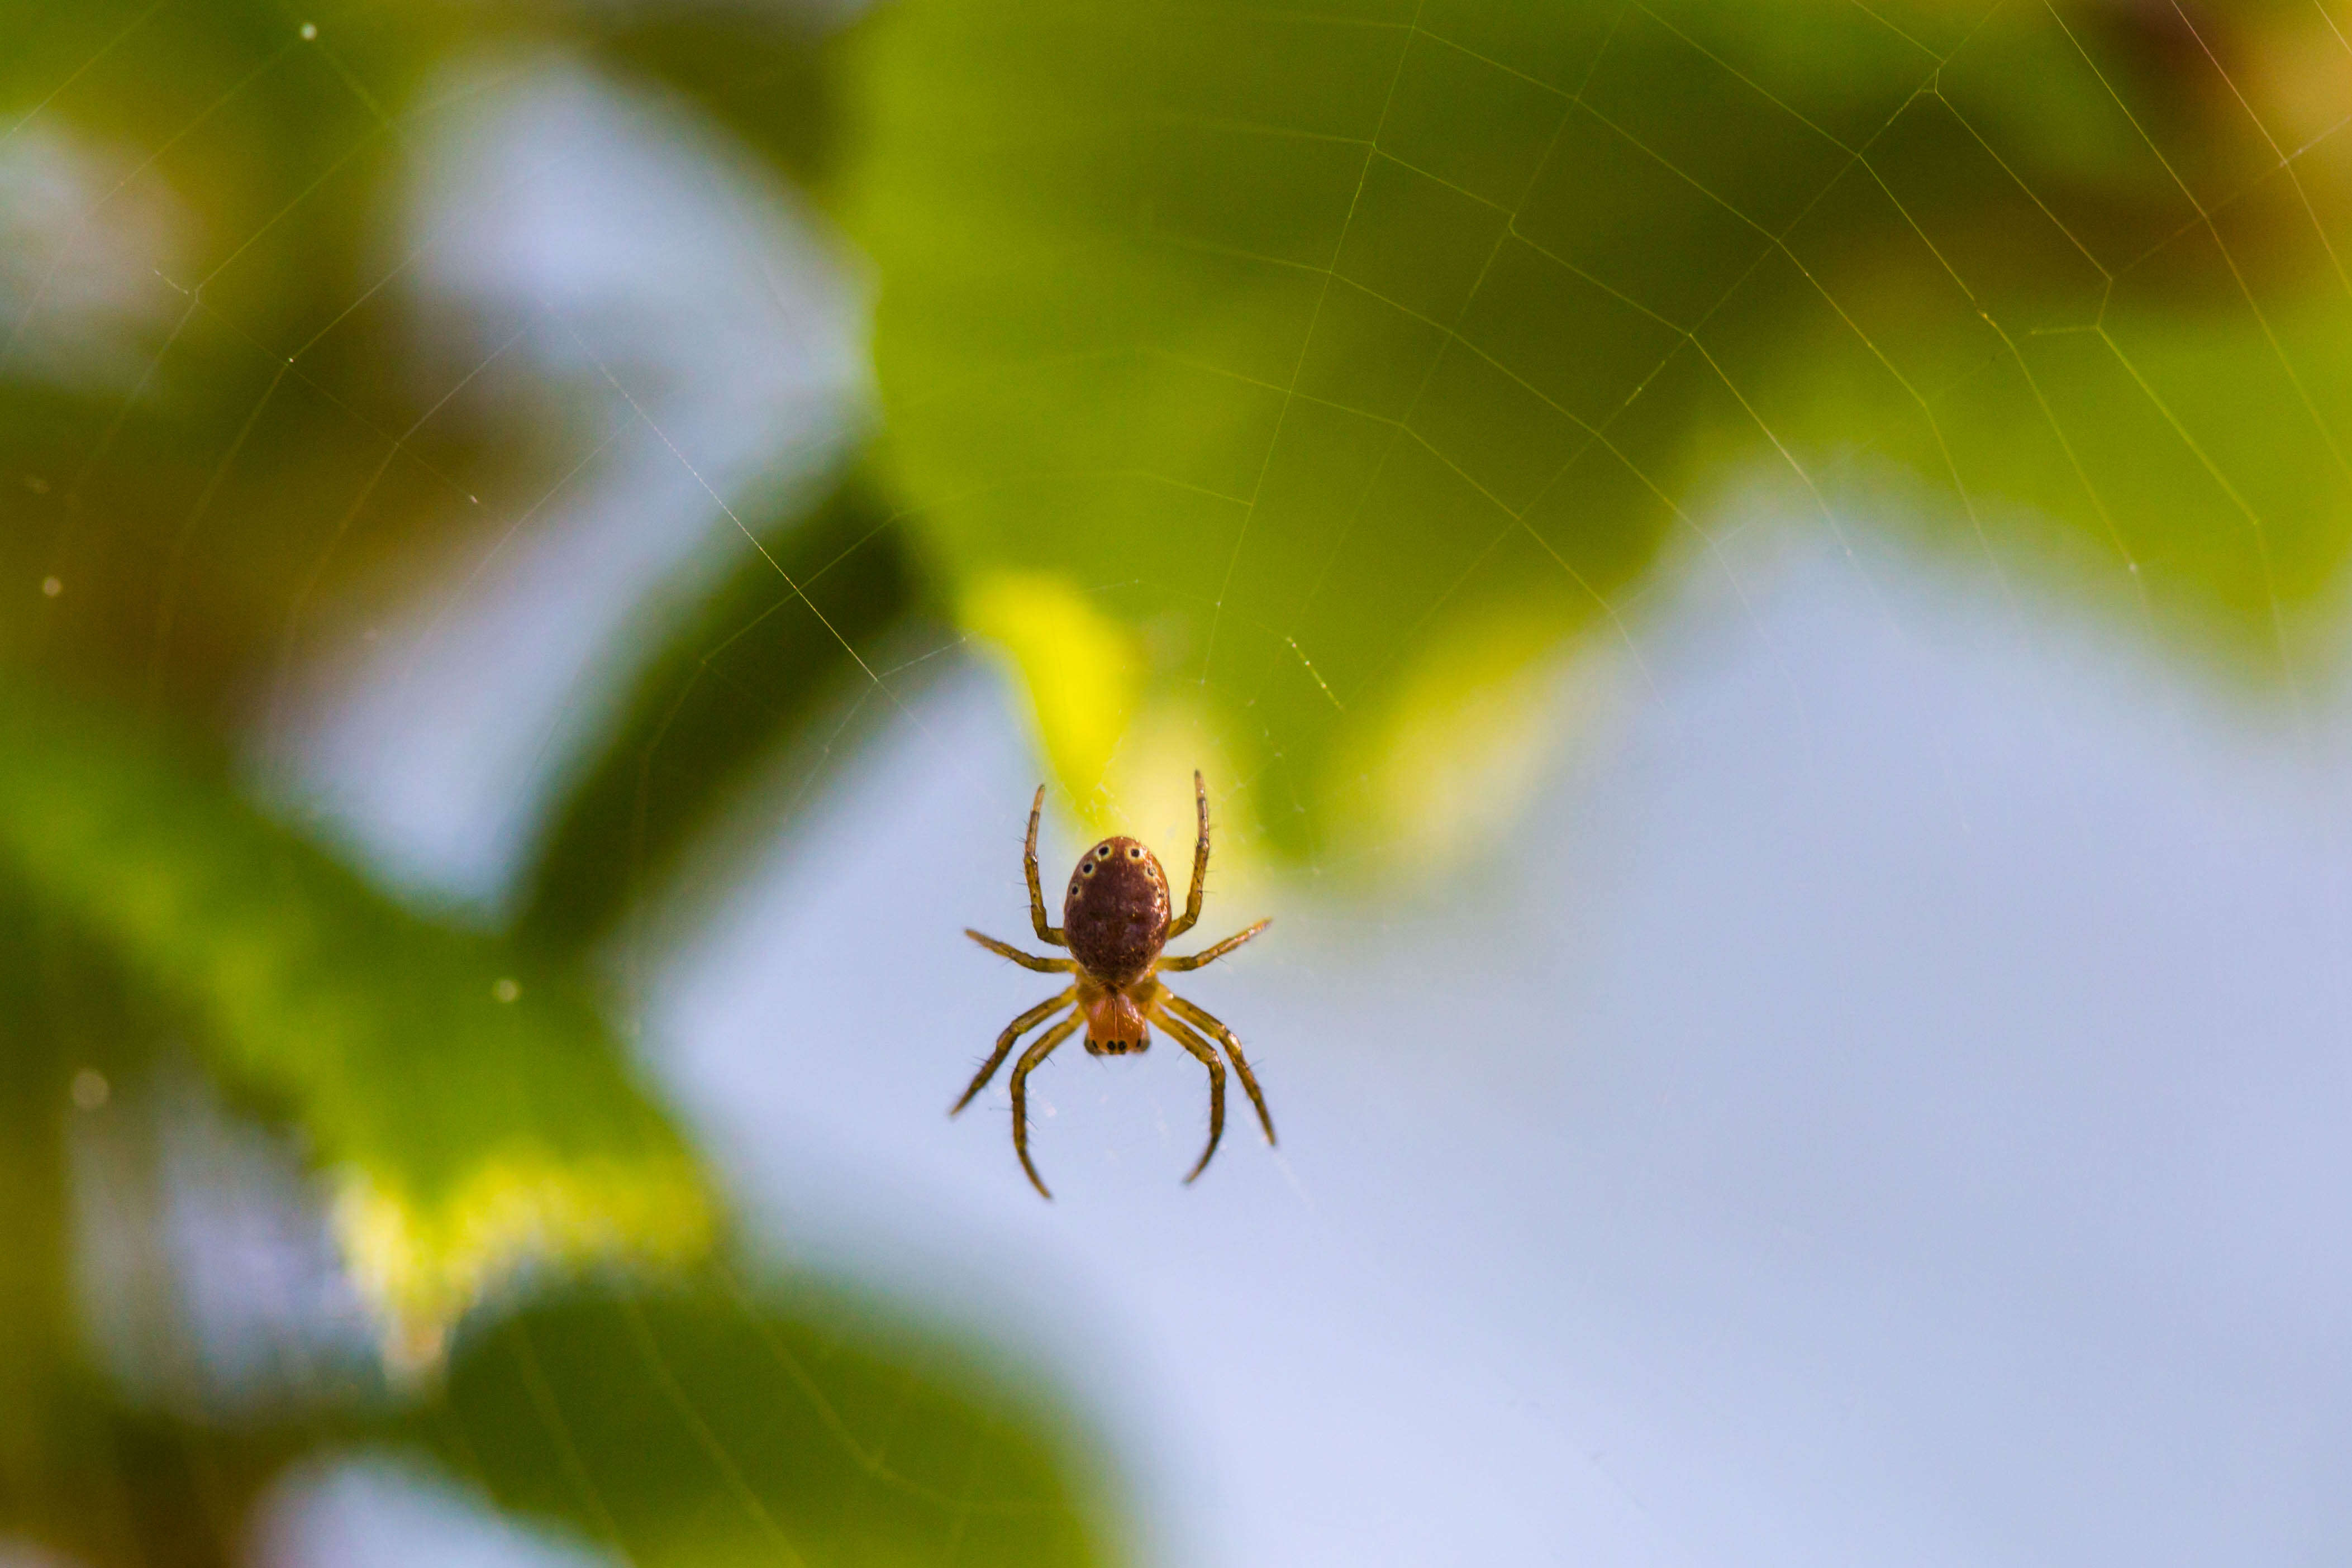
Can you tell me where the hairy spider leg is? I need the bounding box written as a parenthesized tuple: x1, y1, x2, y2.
(964, 929, 1075, 972)
(1155, 917, 1270, 973)
(1165, 770, 1212, 939)
(1023, 784, 1067, 946)
(1163, 992, 1276, 1147)
(1151, 1009, 1228, 1183)
(953, 986, 1076, 1115)
(1009, 1013, 1084, 1199)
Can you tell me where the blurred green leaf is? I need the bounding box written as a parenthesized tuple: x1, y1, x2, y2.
(0, 0, 523, 723)
(0, 899, 309, 1567)
(0, 4, 1144, 1557)
(593, 7, 842, 189)
(0, 677, 714, 1370)
(0, 1265, 1121, 1568)
(0, 878, 1120, 1568)
(423, 1272, 1115, 1568)
(838, 0, 2352, 866)
(0, 1385, 302, 1568)
(518, 469, 923, 957)
(0, 895, 87, 1542)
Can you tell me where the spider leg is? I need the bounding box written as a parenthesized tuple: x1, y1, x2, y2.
(1155, 917, 1269, 973)
(1165, 769, 1212, 938)
(965, 929, 1075, 972)
(1008, 1013, 1083, 1199)
(953, 987, 1076, 1115)
(1023, 784, 1067, 946)
(1151, 1010, 1227, 1183)
(1162, 992, 1275, 1146)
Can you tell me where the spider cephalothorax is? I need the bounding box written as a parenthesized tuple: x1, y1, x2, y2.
(958, 773, 1274, 1197)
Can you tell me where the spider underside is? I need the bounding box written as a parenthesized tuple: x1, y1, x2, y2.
(956, 771, 1274, 1198)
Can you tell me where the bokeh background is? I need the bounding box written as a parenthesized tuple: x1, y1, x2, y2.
(7, 1, 2352, 1563)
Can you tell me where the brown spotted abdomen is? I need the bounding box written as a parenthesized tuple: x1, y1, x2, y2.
(1064, 836, 1169, 986)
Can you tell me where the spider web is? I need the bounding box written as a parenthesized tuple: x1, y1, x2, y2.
(9, 0, 2352, 1564)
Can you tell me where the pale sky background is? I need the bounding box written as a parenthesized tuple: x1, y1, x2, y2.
(177, 39, 2352, 1568)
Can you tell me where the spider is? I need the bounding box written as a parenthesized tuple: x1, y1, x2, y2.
(956, 771, 1274, 1198)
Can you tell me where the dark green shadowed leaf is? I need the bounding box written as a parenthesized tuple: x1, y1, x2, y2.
(0, 900, 322, 1567)
(0, 894, 98, 1549)
(0, 1387, 310, 1568)
(0, 679, 714, 1371)
(592, 9, 844, 189)
(516, 470, 924, 957)
(421, 1273, 1116, 1568)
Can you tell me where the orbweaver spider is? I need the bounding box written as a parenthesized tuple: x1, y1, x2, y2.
(956, 771, 1274, 1198)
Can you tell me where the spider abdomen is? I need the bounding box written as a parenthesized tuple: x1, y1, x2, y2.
(1064, 836, 1169, 986)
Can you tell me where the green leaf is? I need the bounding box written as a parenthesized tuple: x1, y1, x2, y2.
(0, 899, 318, 1565)
(0, 0, 513, 719)
(837, 0, 2352, 866)
(517, 470, 923, 957)
(592, 8, 845, 189)
(0, 897, 86, 1516)
(0, 679, 715, 1371)
(422, 1273, 1116, 1568)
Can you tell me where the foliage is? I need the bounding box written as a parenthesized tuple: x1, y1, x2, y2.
(838, 0, 2352, 864)
(2, 0, 2348, 1561)
(423, 1276, 1103, 1568)
(0, 676, 713, 1370)
(0, 1, 1102, 1561)
(517, 471, 923, 958)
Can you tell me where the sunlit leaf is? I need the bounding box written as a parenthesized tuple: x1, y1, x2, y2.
(838, 0, 2352, 865)
(960, 568, 1142, 826)
(0, 679, 714, 1371)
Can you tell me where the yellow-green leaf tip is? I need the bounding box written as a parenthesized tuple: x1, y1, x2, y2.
(962, 569, 1142, 817)
(332, 1148, 716, 1379)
